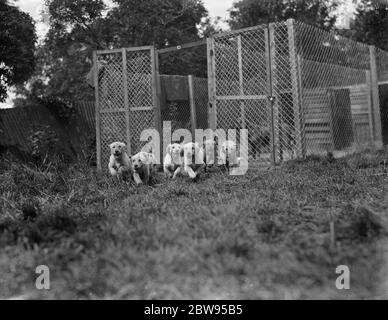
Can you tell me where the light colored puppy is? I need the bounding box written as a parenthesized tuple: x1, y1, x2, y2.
(131, 151, 157, 185)
(182, 142, 205, 180)
(108, 141, 132, 179)
(219, 140, 238, 172)
(163, 143, 184, 179)
(203, 139, 217, 171)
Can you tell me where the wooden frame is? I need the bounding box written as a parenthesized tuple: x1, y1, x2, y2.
(188, 75, 197, 136)
(267, 23, 278, 165)
(93, 51, 102, 170)
(95, 46, 161, 170)
(287, 18, 306, 159)
(365, 70, 375, 142)
(237, 35, 246, 129)
(369, 45, 383, 148)
(157, 39, 206, 55)
(122, 48, 131, 156)
(152, 47, 163, 163)
(207, 37, 216, 130)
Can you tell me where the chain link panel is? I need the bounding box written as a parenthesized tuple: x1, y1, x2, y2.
(213, 26, 272, 164)
(96, 48, 155, 170)
(193, 77, 208, 130)
(293, 21, 373, 157)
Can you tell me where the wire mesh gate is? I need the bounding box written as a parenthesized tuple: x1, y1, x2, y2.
(208, 21, 304, 165)
(208, 19, 383, 165)
(94, 46, 159, 170)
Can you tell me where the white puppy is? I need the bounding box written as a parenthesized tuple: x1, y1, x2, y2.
(108, 141, 132, 179)
(131, 151, 157, 185)
(219, 140, 238, 172)
(203, 139, 217, 171)
(182, 142, 205, 180)
(163, 143, 184, 179)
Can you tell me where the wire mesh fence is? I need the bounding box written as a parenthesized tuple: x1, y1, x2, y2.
(160, 75, 193, 134)
(158, 43, 208, 144)
(93, 20, 388, 171)
(293, 20, 374, 157)
(95, 48, 156, 169)
(212, 25, 272, 165)
(193, 77, 208, 130)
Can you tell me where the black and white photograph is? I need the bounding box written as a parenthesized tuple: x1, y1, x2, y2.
(1, 0, 388, 303)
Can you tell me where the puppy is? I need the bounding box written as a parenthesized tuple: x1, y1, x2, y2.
(203, 139, 217, 172)
(182, 142, 205, 180)
(131, 151, 157, 185)
(219, 140, 238, 172)
(108, 141, 132, 179)
(163, 143, 184, 179)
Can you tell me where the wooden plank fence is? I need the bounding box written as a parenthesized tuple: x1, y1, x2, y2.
(0, 102, 95, 154)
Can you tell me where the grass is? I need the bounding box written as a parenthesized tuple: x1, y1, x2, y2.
(0, 148, 388, 299)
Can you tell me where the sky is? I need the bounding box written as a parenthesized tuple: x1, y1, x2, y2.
(0, 0, 355, 108)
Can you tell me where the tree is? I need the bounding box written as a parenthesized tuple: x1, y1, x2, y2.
(0, 0, 37, 102)
(342, 0, 388, 51)
(24, 0, 210, 101)
(228, 0, 338, 31)
(106, 0, 207, 48)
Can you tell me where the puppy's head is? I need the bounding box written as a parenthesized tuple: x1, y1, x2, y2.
(183, 142, 201, 160)
(167, 143, 183, 157)
(110, 142, 126, 157)
(131, 152, 148, 172)
(221, 140, 236, 155)
(204, 139, 215, 152)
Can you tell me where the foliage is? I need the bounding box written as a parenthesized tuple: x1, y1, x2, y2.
(20, 0, 211, 103)
(340, 0, 388, 51)
(0, 0, 37, 102)
(106, 0, 207, 48)
(38, 96, 76, 122)
(228, 0, 338, 31)
(28, 125, 59, 164)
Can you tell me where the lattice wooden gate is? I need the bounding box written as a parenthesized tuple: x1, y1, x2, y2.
(94, 46, 160, 170)
(207, 21, 305, 165)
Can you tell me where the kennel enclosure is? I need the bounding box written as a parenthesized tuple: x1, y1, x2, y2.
(93, 19, 388, 170)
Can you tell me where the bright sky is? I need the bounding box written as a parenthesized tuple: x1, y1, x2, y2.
(0, 0, 356, 108)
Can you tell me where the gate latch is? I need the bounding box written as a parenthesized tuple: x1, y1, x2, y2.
(268, 96, 276, 103)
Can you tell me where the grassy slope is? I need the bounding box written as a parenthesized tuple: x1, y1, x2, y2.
(0, 150, 388, 299)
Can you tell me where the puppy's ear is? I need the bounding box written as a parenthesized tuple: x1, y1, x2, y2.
(180, 149, 184, 157)
(166, 144, 172, 155)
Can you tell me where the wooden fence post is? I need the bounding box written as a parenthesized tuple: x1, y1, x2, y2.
(287, 18, 305, 159)
(188, 75, 197, 136)
(93, 50, 102, 170)
(267, 23, 277, 165)
(237, 35, 246, 129)
(152, 46, 163, 163)
(369, 45, 383, 148)
(122, 48, 131, 156)
(365, 70, 375, 142)
(207, 37, 216, 130)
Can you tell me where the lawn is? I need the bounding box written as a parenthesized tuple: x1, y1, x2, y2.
(0, 149, 388, 299)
